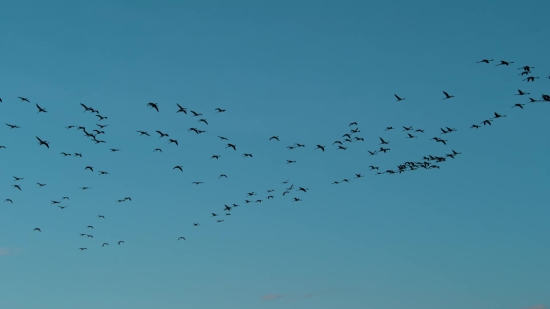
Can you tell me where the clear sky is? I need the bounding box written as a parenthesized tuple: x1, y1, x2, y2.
(0, 1, 549, 308)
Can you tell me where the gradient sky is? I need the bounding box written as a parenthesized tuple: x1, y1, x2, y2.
(1, 1, 549, 309)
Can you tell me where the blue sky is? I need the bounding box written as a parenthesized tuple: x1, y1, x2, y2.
(1, 0, 549, 308)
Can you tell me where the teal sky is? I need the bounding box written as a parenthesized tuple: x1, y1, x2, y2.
(1, 1, 549, 309)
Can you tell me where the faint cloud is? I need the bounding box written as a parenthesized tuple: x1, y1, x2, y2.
(261, 294, 284, 301)
(523, 305, 546, 309)
(0, 247, 20, 256)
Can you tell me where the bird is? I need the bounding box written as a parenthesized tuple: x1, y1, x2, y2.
(518, 65, 534, 72)
(442, 91, 454, 100)
(394, 94, 405, 101)
(147, 102, 159, 112)
(173, 166, 183, 172)
(491, 112, 506, 119)
(515, 89, 530, 96)
(36, 104, 47, 113)
(176, 104, 187, 113)
(156, 130, 169, 138)
(33, 228, 41, 232)
(476, 59, 493, 64)
(523, 76, 540, 82)
(178, 237, 186, 241)
(496, 60, 514, 66)
(36, 136, 50, 148)
(269, 136, 280, 141)
(432, 137, 447, 145)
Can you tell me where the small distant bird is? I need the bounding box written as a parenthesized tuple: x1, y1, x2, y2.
(496, 60, 514, 66)
(442, 91, 454, 100)
(491, 112, 506, 119)
(476, 59, 493, 64)
(169, 139, 178, 145)
(176, 104, 187, 114)
(147, 102, 159, 112)
(515, 89, 529, 96)
(36, 104, 47, 113)
(512, 103, 525, 109)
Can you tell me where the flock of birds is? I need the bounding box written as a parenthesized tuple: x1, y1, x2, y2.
(1, 59, 549, 251)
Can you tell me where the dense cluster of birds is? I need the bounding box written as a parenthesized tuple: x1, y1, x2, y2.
(1, 60, 549, 251)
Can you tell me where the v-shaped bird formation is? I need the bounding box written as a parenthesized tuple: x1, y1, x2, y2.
(1, 59, 549, 251)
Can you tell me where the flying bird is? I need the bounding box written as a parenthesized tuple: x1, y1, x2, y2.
(442, 91, 454, 100)
(147, 102, 159, 112)
(36, 104, 47, 113)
